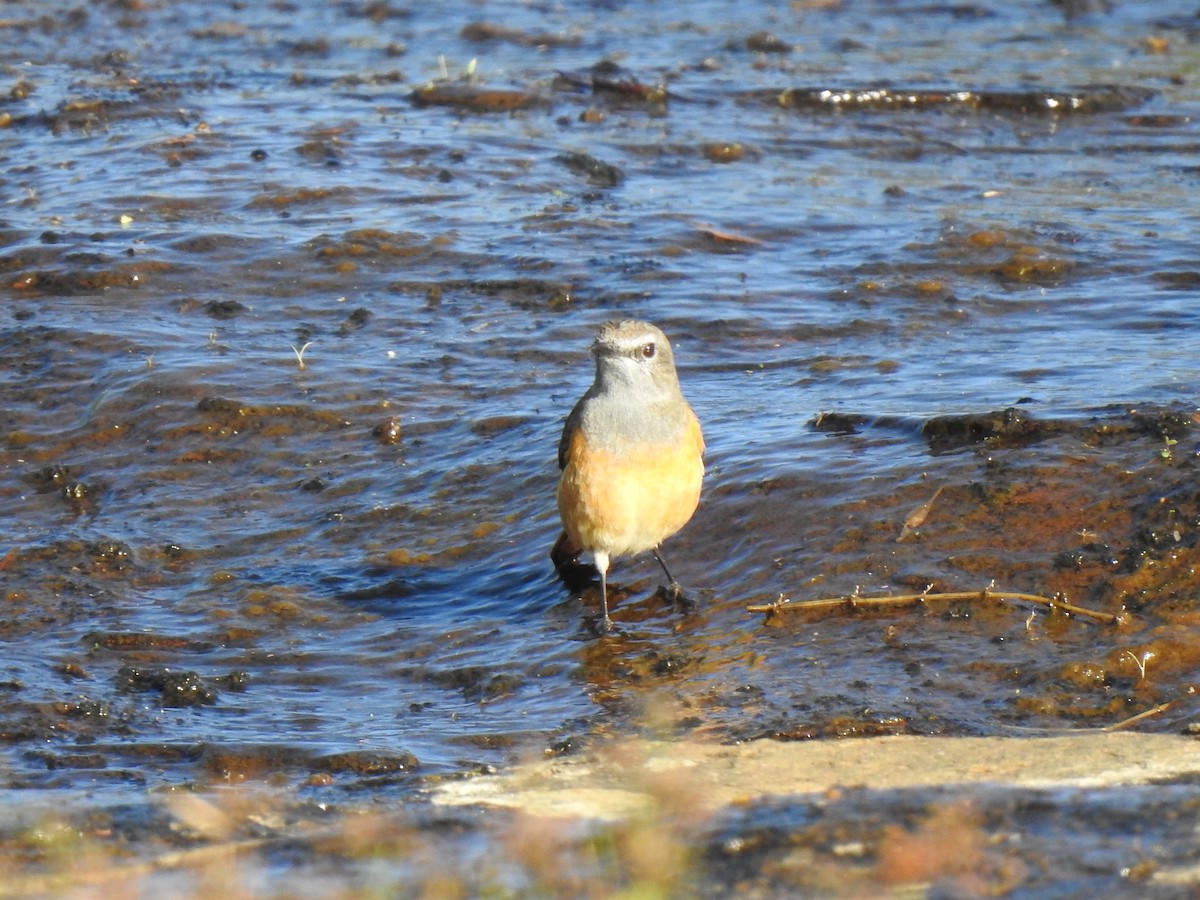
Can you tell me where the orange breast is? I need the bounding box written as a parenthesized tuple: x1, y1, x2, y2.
(557, 412, 703, 559)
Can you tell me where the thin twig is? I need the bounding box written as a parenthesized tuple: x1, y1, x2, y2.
(1001, 699, 1180, 735)
(746, 589, 1124, 626)
(1102, 700, 1175, 731)
(290, 341, 314, 370)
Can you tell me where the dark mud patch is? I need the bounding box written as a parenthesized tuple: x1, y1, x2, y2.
(753, 85, 1157, 115)
(409, 83, 548, 112)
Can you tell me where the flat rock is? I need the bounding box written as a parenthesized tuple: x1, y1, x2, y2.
(432, 732, 1200, 821)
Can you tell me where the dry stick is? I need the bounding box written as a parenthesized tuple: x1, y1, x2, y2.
(1103, 699, 1175, 731)
(746, 589, 1125, 626)
(748, 592, 1170, 731)
(1001, 699, 1179, 736)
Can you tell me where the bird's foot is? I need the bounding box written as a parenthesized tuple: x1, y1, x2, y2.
(590, 613, 616, 636)
(655, 581, 696, 613)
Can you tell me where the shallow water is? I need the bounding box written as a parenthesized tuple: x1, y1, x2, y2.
(3, 0, 1200, 891)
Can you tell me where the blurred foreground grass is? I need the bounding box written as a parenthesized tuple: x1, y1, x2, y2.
(0, 740, 1086, 899)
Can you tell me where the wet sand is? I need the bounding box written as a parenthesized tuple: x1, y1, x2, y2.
(434, 734, 1200, 820)
(434, 732, 1200, 820)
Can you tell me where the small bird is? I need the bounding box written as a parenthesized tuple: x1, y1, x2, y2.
(553, 319, 705, 632)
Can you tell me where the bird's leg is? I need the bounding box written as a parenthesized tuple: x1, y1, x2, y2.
(652, 547, 687, 605)
(594, 550, 614, 633)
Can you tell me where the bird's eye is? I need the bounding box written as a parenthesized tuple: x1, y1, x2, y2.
(640, 342, 656, 359)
